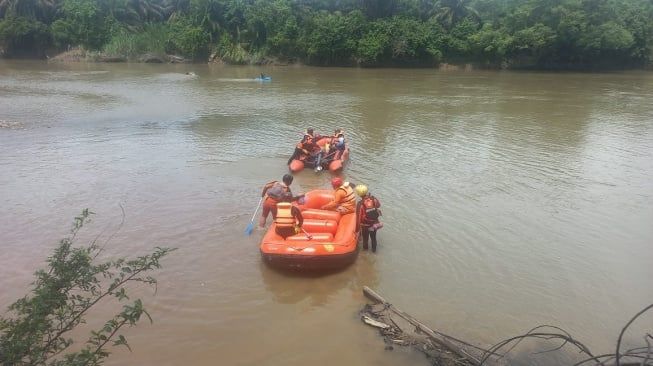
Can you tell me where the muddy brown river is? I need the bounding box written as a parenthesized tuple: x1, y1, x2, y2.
(1, 61, 652, 365)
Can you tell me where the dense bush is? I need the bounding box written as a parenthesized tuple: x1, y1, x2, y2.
(50, 0, 112, 50)
(168, 17, 212, 59)
(102, 24, 171, 58)
(357, 17, 444, 66)
(0, 0, 652, 67)
(0, 16, 50, 57)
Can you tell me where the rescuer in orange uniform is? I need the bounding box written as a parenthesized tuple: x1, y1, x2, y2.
(259, 174, 303, 227)
(321, 177, 356, 214)
(274, 201, 304, 238)
(287, 128, 320, 164)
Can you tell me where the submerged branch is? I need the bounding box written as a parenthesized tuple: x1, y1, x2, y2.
(360, 287, 653, 366)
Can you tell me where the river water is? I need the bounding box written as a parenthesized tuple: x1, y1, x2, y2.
(1, 61, 652, 365)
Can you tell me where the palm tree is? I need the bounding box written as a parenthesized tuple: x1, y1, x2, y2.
(129, 0, 168, 21)
(0, 0, 58, 22)
(103, 0, 175, 25)
(359, 0, 399, 19)
(432, 0, 480, 29)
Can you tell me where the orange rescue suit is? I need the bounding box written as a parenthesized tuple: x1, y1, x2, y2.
(322, 183, 356, 214)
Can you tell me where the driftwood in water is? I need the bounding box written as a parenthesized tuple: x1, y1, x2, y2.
(361, 286, 498, 366)
(362, 315, 391, 329)
(361, 287, 653, 366)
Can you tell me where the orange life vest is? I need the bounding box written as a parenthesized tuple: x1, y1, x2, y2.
(337, 184, 356, 212)
(275, 202, 296, 228)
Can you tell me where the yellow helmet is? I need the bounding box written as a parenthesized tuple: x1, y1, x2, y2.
(355, 184, 368, 197)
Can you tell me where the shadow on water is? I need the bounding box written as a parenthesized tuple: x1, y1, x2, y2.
(258, 250, 379, 307)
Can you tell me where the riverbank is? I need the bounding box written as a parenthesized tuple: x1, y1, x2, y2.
(47, 48, 189, 64)
(44, 47, 297, 66)
(38, 48, 652, 71)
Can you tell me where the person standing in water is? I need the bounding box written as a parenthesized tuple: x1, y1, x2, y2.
(355, 184, 382, 252)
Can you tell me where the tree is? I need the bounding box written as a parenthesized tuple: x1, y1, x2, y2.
(510, 22, 556, 64)
(468, 23, 512, 63)
(443, 17, 477, 58)
(125, 0, 169, 22)
(357, 16, 444, 65)
(615, 0, 653, 64)
(2, 0, 653, 67)
(50, 0, 112, 49)
(244, 0, 296, 49)
(0, 0, 59, 23)
(169, 16, 212, 58)
(359, 0, 400, 19)
(302, 10, 367, 65)
(356, 19, 391, 64)
(0, 210, 175, 365)
(0, 15, 50, 56)
(432, 0, 479, 29)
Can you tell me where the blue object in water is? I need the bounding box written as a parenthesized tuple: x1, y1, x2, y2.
(255, 76, 272, 82)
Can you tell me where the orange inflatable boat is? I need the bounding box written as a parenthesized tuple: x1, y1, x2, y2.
(288, 138, 350, 173)
(260, 189, 359, 270)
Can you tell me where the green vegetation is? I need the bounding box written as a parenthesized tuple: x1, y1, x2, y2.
(1, 0, 652, 68)
(0, 210, 175, 365)
(102, 24, 170, 58)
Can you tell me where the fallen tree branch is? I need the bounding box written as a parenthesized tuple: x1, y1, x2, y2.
(617, 304, 653, 366)
(362, 286, 497, 366)
(360, 287, 652, 366)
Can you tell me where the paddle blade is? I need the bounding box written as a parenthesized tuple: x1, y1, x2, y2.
(245, 222, 254, 236)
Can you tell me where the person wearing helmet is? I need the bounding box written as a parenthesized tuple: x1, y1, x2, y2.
(355, 184, 382, 252)
(259, 174, 303, 227)
(287, 128, 320, 165)
(321, 177, 356, 214)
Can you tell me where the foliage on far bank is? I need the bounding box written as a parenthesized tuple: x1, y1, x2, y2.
(1, 0, 652, 68)
(0, 210, 175, 365)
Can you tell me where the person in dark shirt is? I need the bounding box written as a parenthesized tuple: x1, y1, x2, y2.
(288, 128, 320, 165)
(259, 174, 303, 227)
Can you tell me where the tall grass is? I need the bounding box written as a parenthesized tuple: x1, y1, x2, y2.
(216, 33, 261, 64)
(103, 23, 171, 59)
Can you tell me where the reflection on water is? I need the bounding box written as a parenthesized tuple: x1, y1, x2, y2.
(0, 61, 652, 365)
(260, 254, 379, 307)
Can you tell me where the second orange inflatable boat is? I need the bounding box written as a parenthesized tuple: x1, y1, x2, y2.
(288, 138, 350, 173)
(260, 190, 359, 270)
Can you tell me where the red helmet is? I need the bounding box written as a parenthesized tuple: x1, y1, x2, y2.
(331, 177, 343, 188)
